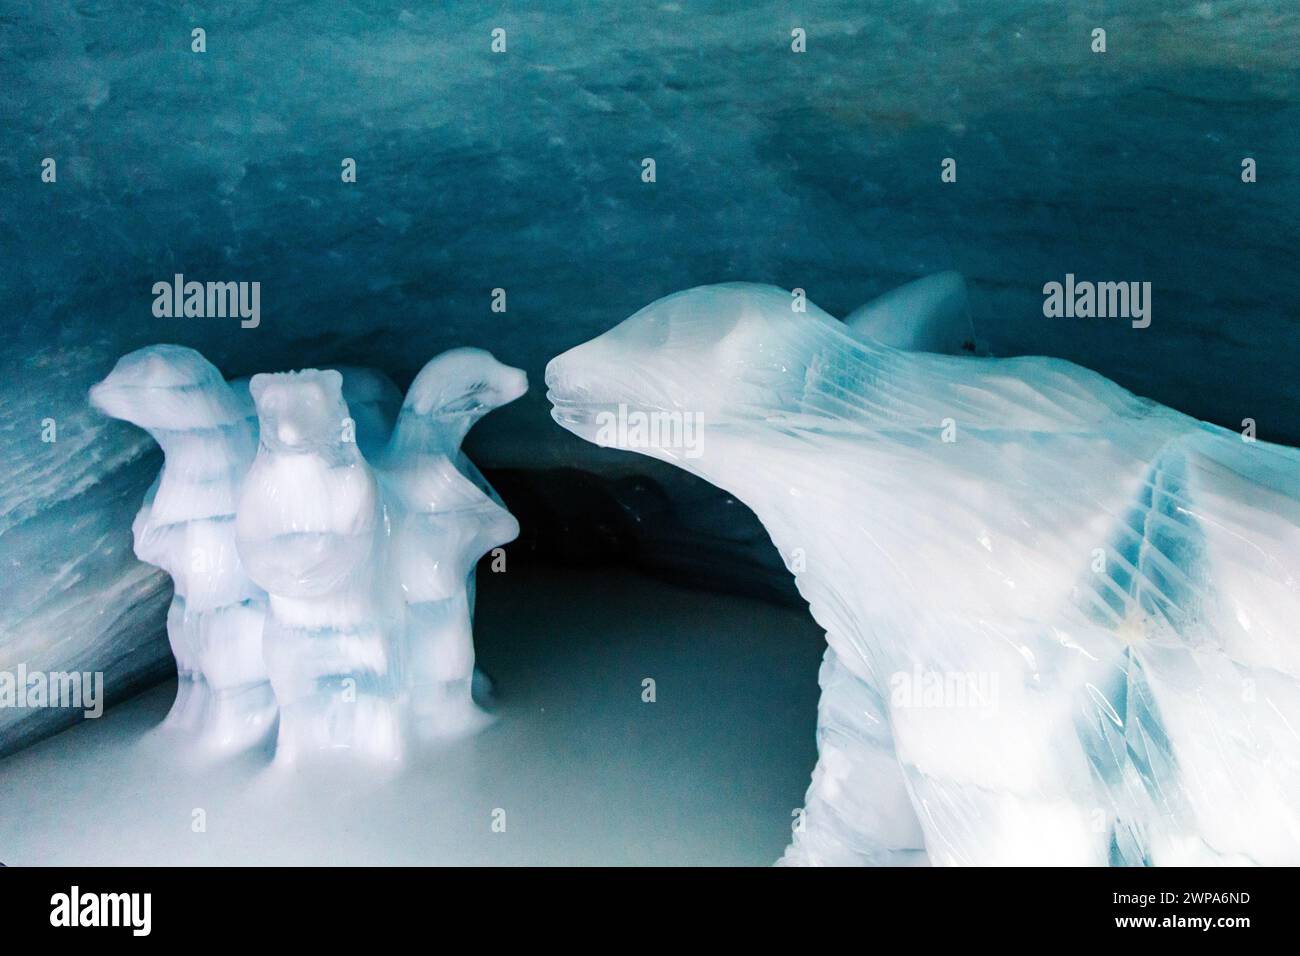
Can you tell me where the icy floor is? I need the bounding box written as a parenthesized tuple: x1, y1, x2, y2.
(0, 566, 822, 865)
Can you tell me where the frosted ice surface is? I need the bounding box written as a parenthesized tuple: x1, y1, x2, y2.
(230, 367, 402, 463)
(0, 371, 171, 754)
(237, 368, 403, 763)
(337, 367, 404, 461)
(843, 271, 974, 355)
(237, 353, 526, 760)
(87, 346, 522, 764)
(378, 348, 527, 738)
(546, 281, 1300, 866)
(90, 346, 274, 754)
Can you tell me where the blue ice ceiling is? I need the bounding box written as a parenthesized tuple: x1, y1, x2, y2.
(5, 1, 1298, 433)
(1, 0, 1298, 752)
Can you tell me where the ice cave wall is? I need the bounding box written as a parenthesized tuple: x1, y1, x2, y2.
(1, 1, 1298, 753)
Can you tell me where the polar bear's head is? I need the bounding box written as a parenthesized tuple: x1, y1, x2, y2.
(546, 283, 882, 467)
(249, 369, 352, 457)
(402, 348, 528, 420)
(90, 344, 246, 433)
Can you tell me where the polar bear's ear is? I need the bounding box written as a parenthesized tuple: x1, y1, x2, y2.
(307, 369, 345, 405)
(843, 272, 977, 355)
(248, 372, 274, 407)
(323, 368, 345, 391)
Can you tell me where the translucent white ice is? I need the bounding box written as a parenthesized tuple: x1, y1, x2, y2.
(378, 349, 527, 739)
(546, 281, 1300, 866)
(843, 271, 974, 355)
(90, 346, 275, 753)
(91, 345, 524, 763)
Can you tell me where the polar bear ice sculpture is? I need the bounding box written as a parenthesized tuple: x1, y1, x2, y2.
(91, 345, 524, 763)
(546, 281, 1300, 866)
(378, 349, 528, 739)
(235, 368, 404, 762)
(90, 346, 275, 753)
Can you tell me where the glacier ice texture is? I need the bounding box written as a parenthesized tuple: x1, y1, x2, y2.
(546, 281, 1300, 866)
(90, 345, 524, 763)
(0, 346, 174, 757)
